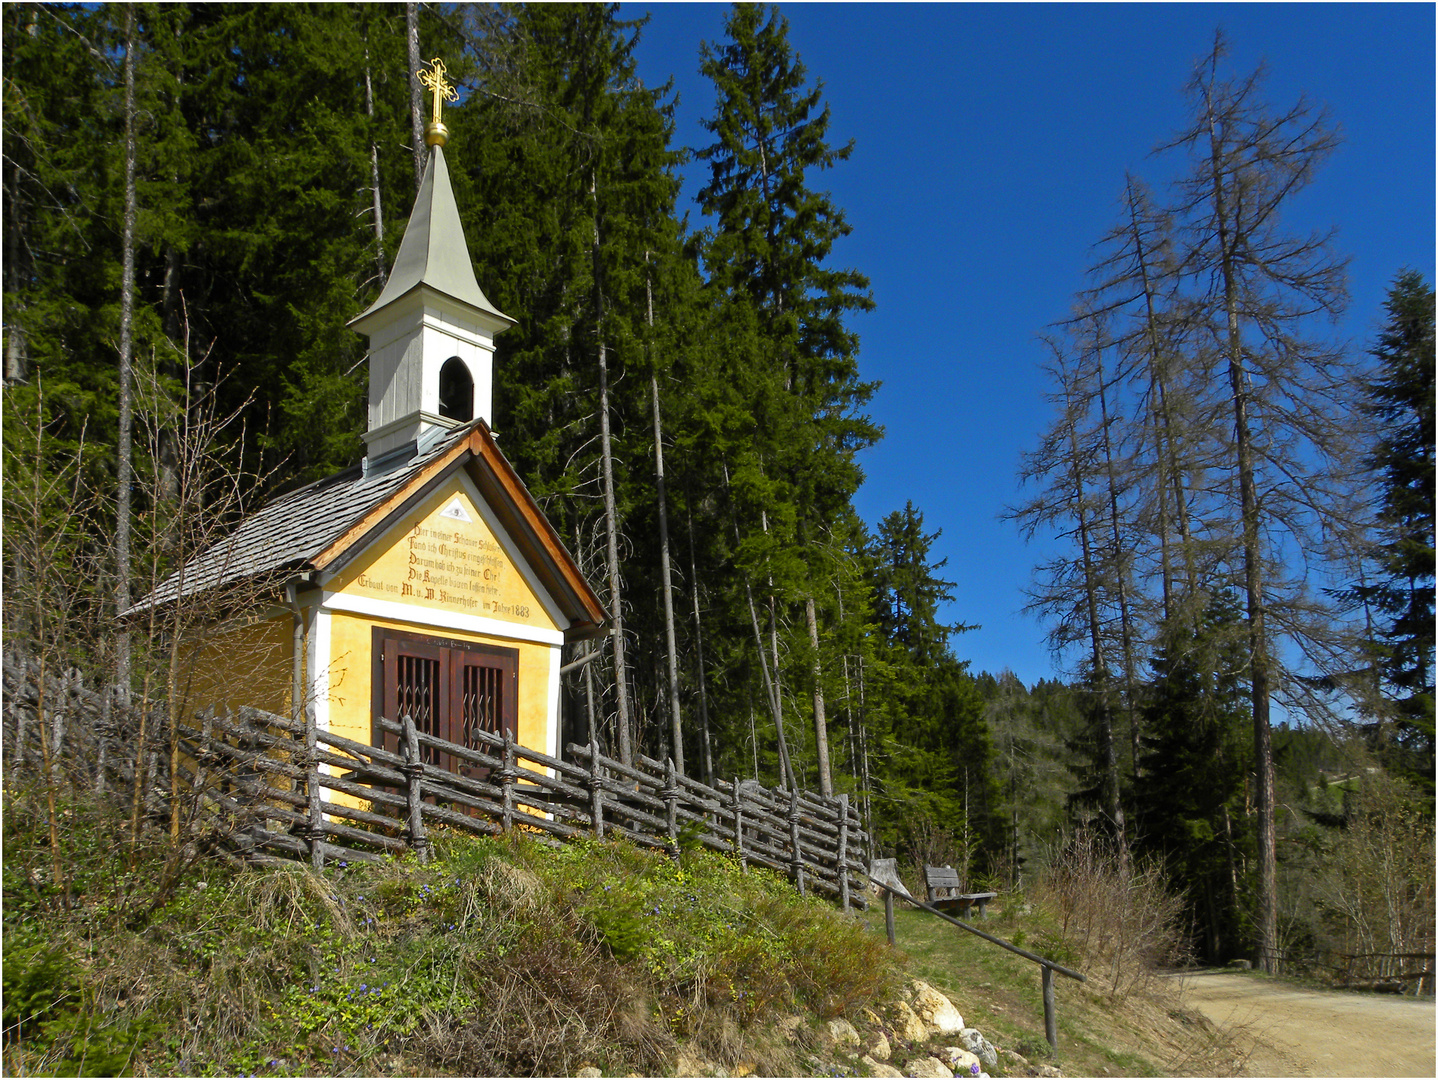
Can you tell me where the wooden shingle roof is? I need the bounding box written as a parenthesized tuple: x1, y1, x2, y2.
(131, 421, 606, 640)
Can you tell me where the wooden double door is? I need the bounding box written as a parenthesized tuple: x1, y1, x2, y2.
(373, 628, 518, 779)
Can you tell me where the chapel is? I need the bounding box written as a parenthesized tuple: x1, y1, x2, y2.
(138, 60, 606, 777)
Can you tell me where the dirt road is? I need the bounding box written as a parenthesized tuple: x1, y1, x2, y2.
(1175, 971, 1434, 1077)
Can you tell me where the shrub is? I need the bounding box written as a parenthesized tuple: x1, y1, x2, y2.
(1032, 829, 1188, 997)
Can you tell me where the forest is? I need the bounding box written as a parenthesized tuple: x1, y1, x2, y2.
(3, 3, 1432, 976)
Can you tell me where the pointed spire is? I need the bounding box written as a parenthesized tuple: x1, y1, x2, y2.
(350, 145, 509, 329)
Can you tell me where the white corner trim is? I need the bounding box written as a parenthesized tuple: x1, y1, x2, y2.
(313, 608, 331, 731)
(547, 646, 561, 764)
(320, 589, 565, 647)
(309, 607, 332, 778)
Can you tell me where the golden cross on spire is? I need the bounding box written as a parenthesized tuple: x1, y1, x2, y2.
(419, 58, 459, 146)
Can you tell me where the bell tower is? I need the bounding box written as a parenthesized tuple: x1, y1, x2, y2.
(348, 58, 514, 462)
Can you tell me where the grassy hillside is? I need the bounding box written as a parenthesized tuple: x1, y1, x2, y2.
(2, 788, 900, 1077)
(887, 904, 1243, 1077)
(3, 786, 1243, 1077)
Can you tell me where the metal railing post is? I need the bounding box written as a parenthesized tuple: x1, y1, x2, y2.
(871, 880, 1082, 1052)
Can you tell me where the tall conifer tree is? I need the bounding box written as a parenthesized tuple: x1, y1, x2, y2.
(697, 3, 877, 792)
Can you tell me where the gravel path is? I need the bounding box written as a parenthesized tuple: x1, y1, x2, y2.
(1175, 970, 1434, 1077)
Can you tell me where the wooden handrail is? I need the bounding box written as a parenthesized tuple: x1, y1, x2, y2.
(873, 880, 1084, 1052)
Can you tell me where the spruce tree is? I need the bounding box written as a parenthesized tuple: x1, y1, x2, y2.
(696, 3, 877, 792)
(1134, 593, 1254, 963)
(866, 504, 998, 869)
(1353, 271, 1435, 793)
(454, 3, 684, 764)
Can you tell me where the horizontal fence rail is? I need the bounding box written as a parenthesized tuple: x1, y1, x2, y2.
(1324, 951, 1435, 995)
(161, 706, 868, 910)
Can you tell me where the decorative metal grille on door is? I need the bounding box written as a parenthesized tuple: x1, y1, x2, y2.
(376, 631, 518, 784)
(395, 652, 443, 765)
(456, 660, 506, 776)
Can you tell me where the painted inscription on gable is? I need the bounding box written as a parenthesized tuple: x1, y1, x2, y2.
(344, 489, 550, 628)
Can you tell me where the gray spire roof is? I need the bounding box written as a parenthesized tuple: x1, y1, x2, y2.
(350, 145, 511, 328)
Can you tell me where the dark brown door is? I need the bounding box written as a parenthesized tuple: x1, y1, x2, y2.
(376, 630, 519, 780)
(449, 646, 517, 778)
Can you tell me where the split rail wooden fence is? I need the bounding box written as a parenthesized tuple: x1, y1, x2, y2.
(1325, 950, 1435, 995)
(171, 706, 869, 910)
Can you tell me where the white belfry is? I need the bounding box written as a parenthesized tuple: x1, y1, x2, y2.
(349, 69, 512, 462)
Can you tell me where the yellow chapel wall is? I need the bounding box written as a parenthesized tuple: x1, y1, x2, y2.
(183, 613, 295, 721)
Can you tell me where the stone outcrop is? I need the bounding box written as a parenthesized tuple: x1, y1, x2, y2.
(662, 976, 1068, 1079)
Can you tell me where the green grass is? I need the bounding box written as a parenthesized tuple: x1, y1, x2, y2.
(3, 789, 904, 1077)
(884, 900, 1238, 1077)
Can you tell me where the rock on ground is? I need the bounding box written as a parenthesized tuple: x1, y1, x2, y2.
(673, 1050, 711, 1076)
(909, 980, 965, 1035)
(889, 998, 932, 1043)
(862, 1055, 905, 1078)
(825, 1017, 861, 1047)
(904, 1054, 955, 1078)
(959, 1028, 998, 1069)
(941, 1046, 982, 1076)
(869, 1030, 893, 1061)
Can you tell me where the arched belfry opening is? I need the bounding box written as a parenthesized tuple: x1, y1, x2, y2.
(438, 356, 473, 423)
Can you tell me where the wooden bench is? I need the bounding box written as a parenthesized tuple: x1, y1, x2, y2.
(924, 865, 997, 920)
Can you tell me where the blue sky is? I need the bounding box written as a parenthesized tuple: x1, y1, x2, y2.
(620, 2, 1436, 687)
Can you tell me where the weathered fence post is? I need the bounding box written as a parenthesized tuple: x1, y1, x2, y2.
(304, 691, 324, 870)
(662, 758, 681, 862)
(190, 707, 216, 811)
(1042, 964, 1057, 1051)
(788, 789, 805, 896)
(587, 734, 605, 838)
(401, 714, 429, 864)
(885, 887, 896, 946)
(499, 728, 516, 832)
(731, 778, 747, 871)
(836, 793, 850, 912)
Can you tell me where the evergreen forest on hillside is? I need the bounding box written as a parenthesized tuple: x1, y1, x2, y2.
(4, 3, 1432, 976)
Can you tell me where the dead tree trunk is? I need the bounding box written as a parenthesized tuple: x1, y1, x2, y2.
(592, 170, 632, 765)
(406, 3, 425, 194)
(115, 7, 138, 703)
(805, 595, 833, 797)
(364, 58, 387, 288)
(646, 267, 683, 774)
